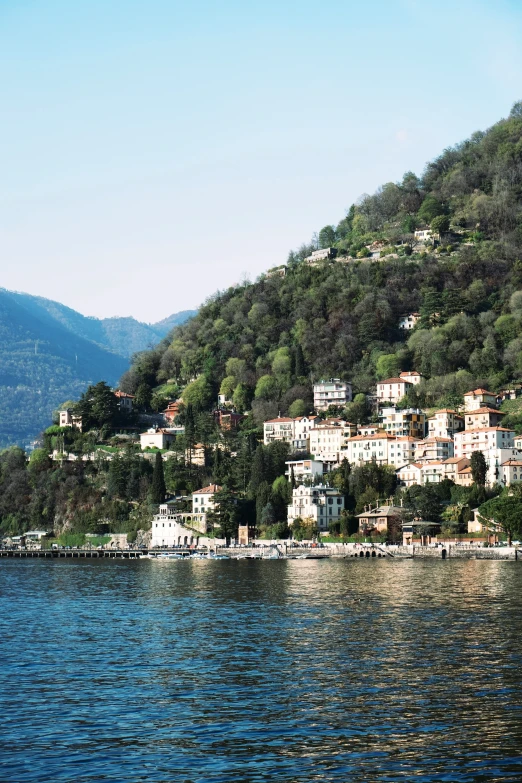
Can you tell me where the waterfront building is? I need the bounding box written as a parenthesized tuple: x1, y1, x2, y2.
(287, 485, 344, 532)
(356, 504, 402, 535)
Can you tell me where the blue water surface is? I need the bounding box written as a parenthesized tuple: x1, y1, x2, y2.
(0, 558, 521, 782)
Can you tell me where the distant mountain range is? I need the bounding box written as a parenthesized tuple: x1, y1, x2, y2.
(0, 289, 196, 448)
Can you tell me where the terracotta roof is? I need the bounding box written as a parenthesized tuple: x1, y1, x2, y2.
(400, 371, 421, 377)
(464, 388, 495, 396)
(457, 427, 514, 434)
(379, 377, 411, 384)
(458, 467, 473, 474)
(114, 390, 135, 398)
(417, 437, 453, 443)
(466, 407, 504, 415)
(398, 462, 424, 470)
(193, 484, 223, 495)
(501, 460, 522, 467)
(356, 506, 402, 518)
(443, 457, 468, 464)
(265, 417, 294, 423)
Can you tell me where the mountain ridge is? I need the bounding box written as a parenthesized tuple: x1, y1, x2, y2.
(0, 288, 196, 447)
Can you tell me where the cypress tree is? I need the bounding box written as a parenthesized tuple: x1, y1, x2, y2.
(294, 344, 306, 378)
(150, 452, 166, 504)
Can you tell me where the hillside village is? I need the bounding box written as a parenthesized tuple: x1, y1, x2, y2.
(28, 362, 522, 550)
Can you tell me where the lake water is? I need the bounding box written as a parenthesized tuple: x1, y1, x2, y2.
(1, 559, 521, 782)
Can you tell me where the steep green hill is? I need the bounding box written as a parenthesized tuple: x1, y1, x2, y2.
(120, 102, 522, 425)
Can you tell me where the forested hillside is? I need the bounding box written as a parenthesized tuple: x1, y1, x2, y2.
(120, 103, 522, 429)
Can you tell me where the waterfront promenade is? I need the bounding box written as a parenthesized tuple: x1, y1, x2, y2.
(1, 543, 520, 560)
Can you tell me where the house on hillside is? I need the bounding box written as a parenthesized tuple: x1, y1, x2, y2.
(313, 379, 352, 411)
(463, 388, 497, 412)
(464, 407, 505, 430)
(114, 390, 134, 412)
(213, 409, 245, 430)
(163, 400, 182, 423)
(427, 409, 464, 439)
(192, 484, 222, 515)
(399, 313, 421, 330)
(376, 377, 413, 404)
(305, 248, 337, 265)
(378, 407, 426, 438)
(399, 371, 423, 386)
(140, 428, 176, 450)
(59, 409, 83, 431)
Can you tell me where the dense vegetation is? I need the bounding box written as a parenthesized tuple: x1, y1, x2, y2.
(0, 288, 195, 447)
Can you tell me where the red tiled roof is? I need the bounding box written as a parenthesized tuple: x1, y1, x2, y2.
(265, 417, 294, 423)
(466, 407, 504, 415)
(379, 378, 411, 384)
(464, 388, 495, 396)
(193, 484, 223, 495)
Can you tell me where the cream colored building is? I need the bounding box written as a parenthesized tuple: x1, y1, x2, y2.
(376, 377, 413, 404)
(414, 437, 454, 463)
(399, 371, 423, 385)
(140, 428, 176, 450)
(427, 409, 464, 439)
(285, 459, 324, 481)
(500, 459, 522, 486)
(192, 484, 222, 515)
(463, 388, 497, 412)
(454, 428, 515, 458)
(313, 379, 352, 411)
(310, 421, 357, 464)
(344, 432, 393, 466)
(464, 407, 505, 430)
(287, 485, 344, 532)
(263, 417, 296, 445)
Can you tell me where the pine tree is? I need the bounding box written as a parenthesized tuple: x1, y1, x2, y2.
(150, 452, 166, 504)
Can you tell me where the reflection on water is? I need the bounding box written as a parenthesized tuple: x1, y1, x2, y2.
(0, 559, 521, 782)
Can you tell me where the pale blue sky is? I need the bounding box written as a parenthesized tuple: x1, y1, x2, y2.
(1, 0, 522, 322)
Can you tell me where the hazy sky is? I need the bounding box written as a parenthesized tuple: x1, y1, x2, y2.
(1, 0, 522, 323)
